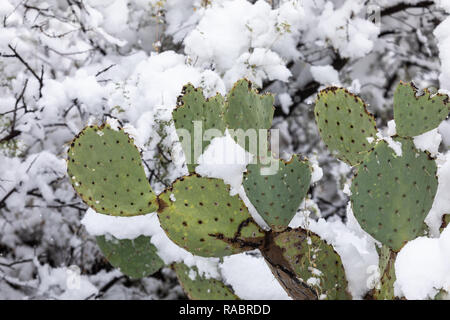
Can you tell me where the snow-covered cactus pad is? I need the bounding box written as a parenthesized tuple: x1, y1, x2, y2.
(172, 84, 226, 172)
(173, 263, 239, 300)
(157, 174, 265, 257)
(225, 79, 274, 153)
(351, 138, 438, 251)
(67, 124, 158, 216)
(393, 81, 450, 137)
(271, 228, 350, 300)
(96, 235, 164, 279)
(314, 87, 377, 166)
(243, 155, 311, 231)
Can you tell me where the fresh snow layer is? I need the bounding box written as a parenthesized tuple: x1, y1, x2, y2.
(395, 226, 450, 300)
(376, 122, 402, 156)
(36, 261, 98, 300)
(220, 252, 291, 300)
(435, 15, 450, 91)
(278, 92, 293, 115)
(309, 155, 324, 183)
(195, 132, 270, 230)
(413, 128, 442, 157)
(81, 209, 221, 279)
(386, 119, 397, 136)
(439, 120, 450, 147)
(182, 0, 307, 88)
(435, 0, 450, 13)
(196, 132, 253, 195)
(425, 151, 450, 236)
(310, 65, 341, 86)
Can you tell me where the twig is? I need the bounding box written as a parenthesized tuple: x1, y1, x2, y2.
(6, 45, 44, 98)
(95, 64, 116, 77)
(381, 1, 434, 17)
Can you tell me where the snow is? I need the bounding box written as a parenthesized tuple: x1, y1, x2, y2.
(434, 16, 450, 91)
(195, 132, 269, 229)
(413, 128, 442, 157)
(313, 1, 379, 59)
(435, 0, 450, 13)
(0, 1, 14, 15)
(195, 132, 253, 195)
(310, 65, 341, 86)
(394, 226, 450, 300)
(183, 0, 302, 88)
(376, 129, 403, 157)
(36, 261, 98, 300)
(343, 183, 352, 196)
(81, 208, 221, 280)
(220, 252, 291, 300)
(106, 117, 121, 131)
(386, 120, 397, 136)
(309, 155, 324, 184)
(425, 151, 450, 236)
(439, 120, 450, 147)
(366, 121, 404, 157)
(278, 92, 293, 115)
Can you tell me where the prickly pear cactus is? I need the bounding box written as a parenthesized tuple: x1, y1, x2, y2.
(96, 235, 164, 279)
(173, 263, 239, 300)
(372, 245, 396, 300)
(394, 81, 449, 137)
(67, 124, 158, 216)
(225, 79, 274, 153)
(434, 289, 450, 300)
(271, 228, 350, 300)
(280, 228, 349, 300)
(157, 174, 265, 257)
(351, 138, 438, 251)
(243, 155, 311, 231)
(173, 84, 226, 172)
(314, 87, 377, 166)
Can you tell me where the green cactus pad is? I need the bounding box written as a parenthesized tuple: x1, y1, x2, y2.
(434, 289, 450, 300)
(273, 228, 350, 300)
(373, 245, 396, 300)
(157, 175, 265, 257)
(67, 124, 158, 216)
(173, 84, 226, 173)
(243, 155, 311, 231)
(351, 138, 438, 251)
(173, 263, 239, 300)
(225, 79, 274, 154)
(314, 87, 378, 166)
(96, 235, 164, 279)
(393, 81, 449, 137)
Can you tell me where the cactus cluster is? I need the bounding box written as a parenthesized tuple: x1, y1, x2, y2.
(314, 81, 448, 299)
(66, 79, 448, 300)
(66, 78, 345, 300)
(173, 79, 274, 173)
